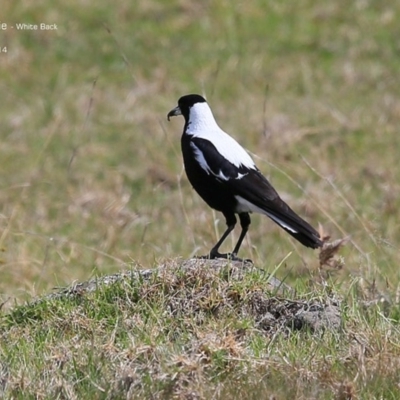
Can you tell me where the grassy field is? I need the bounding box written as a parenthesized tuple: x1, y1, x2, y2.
(1, 0, 400, 398)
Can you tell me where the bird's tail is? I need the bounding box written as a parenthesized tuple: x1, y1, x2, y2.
(264, 204, 322, 249)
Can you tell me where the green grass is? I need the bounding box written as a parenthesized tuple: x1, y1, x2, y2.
(1, 0, 400, 397)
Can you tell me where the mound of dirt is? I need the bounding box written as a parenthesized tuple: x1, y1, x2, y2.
(37, 258, 342, 334)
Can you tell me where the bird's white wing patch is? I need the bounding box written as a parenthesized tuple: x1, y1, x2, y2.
(236, 172, 248, 180)
(234, 195, 298, 233)
(186, 103, 256, 170)
(190, 142, 211, 175)
(234, 195, 266, 214)
(190, 142, 233, 181)
(216, 170, 229, 181)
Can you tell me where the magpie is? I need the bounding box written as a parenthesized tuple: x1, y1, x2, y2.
(167, 94, 322, 261)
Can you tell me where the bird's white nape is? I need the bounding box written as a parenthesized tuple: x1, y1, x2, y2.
(186, 102, 218, 133)
(186, 102, 256, 170)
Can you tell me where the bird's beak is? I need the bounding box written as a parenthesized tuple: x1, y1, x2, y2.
(167, 105, 182, 121)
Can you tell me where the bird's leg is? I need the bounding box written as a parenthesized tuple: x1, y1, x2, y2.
(231, 213, 252, 263)
(209, 225, 235, 259)
(197, 213, 238, 260)
(232, 213, 250, 255)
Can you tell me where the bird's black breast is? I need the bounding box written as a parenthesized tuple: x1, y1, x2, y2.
(181, 135, 237, 213)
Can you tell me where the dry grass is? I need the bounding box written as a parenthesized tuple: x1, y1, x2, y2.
(1, 0, 400, 397)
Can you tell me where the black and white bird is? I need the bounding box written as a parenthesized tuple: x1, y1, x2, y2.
(167, 94, 322, 261)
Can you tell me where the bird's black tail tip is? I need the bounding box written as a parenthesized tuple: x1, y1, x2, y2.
(291, 231, 323, 249)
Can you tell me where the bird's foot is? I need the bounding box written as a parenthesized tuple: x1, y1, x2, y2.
(196, 252, 252, 263)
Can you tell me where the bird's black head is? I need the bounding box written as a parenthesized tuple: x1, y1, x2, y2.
(167, 94, 206, 121)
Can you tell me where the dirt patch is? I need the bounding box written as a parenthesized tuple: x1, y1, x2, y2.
(249, 292, 341, 333)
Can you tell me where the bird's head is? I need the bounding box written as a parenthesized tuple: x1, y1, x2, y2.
(167, 94, 207, 122)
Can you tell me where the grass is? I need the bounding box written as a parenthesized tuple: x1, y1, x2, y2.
(1, 260, 400, 399)
(1, 0, 400, 397)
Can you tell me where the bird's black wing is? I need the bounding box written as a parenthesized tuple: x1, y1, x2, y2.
(189, 138, 321, 248)
(190, 137, 281, 201)
(229, 169, 322, 248)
